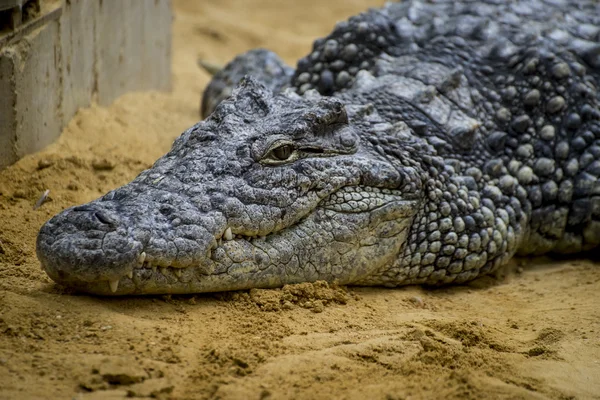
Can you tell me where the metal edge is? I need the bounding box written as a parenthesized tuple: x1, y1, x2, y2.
(0, 4, 62, 48)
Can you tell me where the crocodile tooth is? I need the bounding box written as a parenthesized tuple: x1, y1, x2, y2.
(127, 271, 133, 279)
(160, 267, 168, 275)
(224, 227, 233, 241)
(152, 265, 157, 274)
(109, 279, 119, 293)
(218, 238, 222, 246)
(174, 269, 182, 278)
(137, 251, 146, 265)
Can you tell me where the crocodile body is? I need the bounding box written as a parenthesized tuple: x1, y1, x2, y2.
(37, 0, 600, 295)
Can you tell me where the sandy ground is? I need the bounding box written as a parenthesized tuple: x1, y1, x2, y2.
(1, 1, 599, 399)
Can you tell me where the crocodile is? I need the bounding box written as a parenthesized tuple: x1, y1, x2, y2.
(37, 0, 600, 295)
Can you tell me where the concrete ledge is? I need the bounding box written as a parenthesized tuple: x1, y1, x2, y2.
(0, 0, 172, 169)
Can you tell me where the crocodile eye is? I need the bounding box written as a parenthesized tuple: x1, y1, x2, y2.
(260, 141, 299, 165)
(271, 144, 294, 161)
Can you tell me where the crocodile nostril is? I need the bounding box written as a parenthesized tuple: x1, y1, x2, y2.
(94, 212, 113, 225)
(159, 206, 173, 216)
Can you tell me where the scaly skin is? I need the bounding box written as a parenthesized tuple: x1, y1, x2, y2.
(37, 0, 600, 295)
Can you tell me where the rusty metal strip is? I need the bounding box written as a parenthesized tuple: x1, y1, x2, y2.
(0, 0, 26, 12)
(0, 4, 62, 48)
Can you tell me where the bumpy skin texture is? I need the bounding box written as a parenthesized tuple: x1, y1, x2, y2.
(37, 0, 600, 295)
(200, 49, 294, 119)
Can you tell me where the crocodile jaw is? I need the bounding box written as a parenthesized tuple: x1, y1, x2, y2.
(38, 188, 418, 295)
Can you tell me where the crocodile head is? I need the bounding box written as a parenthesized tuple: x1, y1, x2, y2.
(37, 78, 423, 295)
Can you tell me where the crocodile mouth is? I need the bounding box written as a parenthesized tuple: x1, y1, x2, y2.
(108, 186, 414, 293)
(39, 185, 417, 295)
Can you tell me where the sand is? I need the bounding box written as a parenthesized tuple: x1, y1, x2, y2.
(0, 1, 599, 399)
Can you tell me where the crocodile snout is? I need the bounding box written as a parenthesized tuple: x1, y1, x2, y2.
(36, 202, 143, 290)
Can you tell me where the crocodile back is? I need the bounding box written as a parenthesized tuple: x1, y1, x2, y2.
(296, 0, 600, 256)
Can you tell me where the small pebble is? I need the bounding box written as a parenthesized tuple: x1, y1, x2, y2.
(408, 296, 424, 308)
(92, 159, 116, 171)
(13, 189, 27, 199)
(37, 159, 54, 169)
